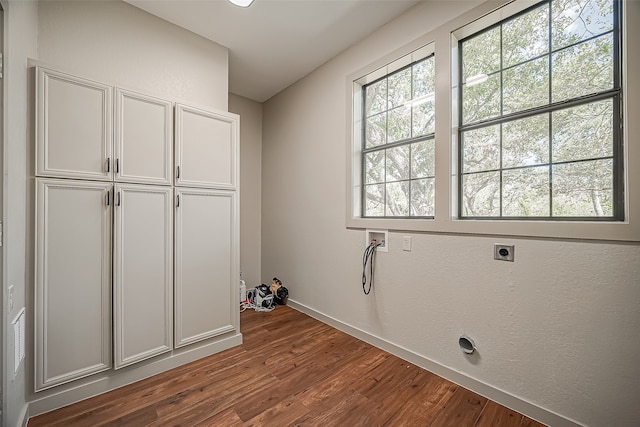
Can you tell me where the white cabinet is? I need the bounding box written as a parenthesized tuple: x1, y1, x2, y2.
(174, 188, 238, 348)
(36, 67, 113, 181)
(36, 67, 173, 185)
(33, 66, 240, 396)
(175, 104, 239, 190)
(35, 179, 112, 391)
(115, 89, 173, 185)
(113, 184, 173, 369)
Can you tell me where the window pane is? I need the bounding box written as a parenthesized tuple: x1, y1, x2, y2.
(552, 0, 614, 50)
(503, 113, 549, 168)
(462, 73, 501, 124)
(362, 53, 436, 218)
(388, 106, 411, 143)
(462, 125, 500, 173)
(552, 159, 613, 216)
(552, 34, 614, 103)
(462, 171, 501, 216)
(365, 184, 385, 216)
(503, 57, 549, 114)
(365, 79, 387, 116)
(412, 99, 435, 137)
(503, 166, 550, 216)
(388, 68, 411, 109)
(552, 99, 613, 162)
(386, 145, 410, 182)
(386, 181, 410, 216)
(365, 151, 385, 184)
(456, 0, 620, 221)
(365, 112, 386, 148)
(413, 57, 435, 99)
(503, 5, 549, 68)
(462, 27, 501, 81)
(411, 178, 435, 216)
(411, 140, 435, 179)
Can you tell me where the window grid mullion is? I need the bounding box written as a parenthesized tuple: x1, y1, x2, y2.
(361, 86, 367, 216)
(458, 40, 465, 217)
(499, 22, 504, 217)
(459, 89, 620, 133)
(383, 79, 389, 217)
(548, 0, 554, 218)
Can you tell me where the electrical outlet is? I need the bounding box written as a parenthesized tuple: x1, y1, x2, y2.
(494, 244, 515, 262)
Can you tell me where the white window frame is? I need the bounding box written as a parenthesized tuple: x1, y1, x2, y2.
(346, 0, 640, 242)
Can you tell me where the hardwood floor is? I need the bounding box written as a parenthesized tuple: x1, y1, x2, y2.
(28, 306, 546, 427)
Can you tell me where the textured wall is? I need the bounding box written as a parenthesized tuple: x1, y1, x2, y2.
(261, 1, 640, 426)
(2, 1, 39, 426)
(229, 93, 263, 290)
(37, 0, 228, 110)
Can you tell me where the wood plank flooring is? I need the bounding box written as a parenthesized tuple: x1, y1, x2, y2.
(28, 306, 547, 427)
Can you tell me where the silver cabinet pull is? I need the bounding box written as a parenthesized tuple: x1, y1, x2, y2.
(176, 194, 180, 207)
(107, 158, 111, 173)
(117, 191, 121, 207)
(176, 166, 180, 179)
(106, 190, 110, 206)
(116, 158, 120, 174)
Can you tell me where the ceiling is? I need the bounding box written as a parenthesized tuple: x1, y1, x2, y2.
(124, 0, 421, 102)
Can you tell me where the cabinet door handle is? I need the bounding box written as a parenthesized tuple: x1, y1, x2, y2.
(106, 190, 110, 206)
(176, 166, 180, 179)
(106, 157, 111, 173)
(116, 158, 120, 174)
(117, 191, 121, 207)
(176, 194, 180, 207)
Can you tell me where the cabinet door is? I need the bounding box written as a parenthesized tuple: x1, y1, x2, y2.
(36, 67, 113, 181)
(35, 179, 112, 391)
(113, 184, 173, 369)
(115, 89, 173, 185)
(174, 188, 238, 348)
(175, 104, 239, 190)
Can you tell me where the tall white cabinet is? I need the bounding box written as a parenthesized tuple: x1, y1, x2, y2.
(35, 179, 112, 390)
(34, 66, 240, 393)
(174, 188, 236, 348)
(113, 184, 173, 369)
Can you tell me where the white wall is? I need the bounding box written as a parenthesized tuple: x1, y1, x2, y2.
(2, 1, 38, 426)
(261, 1, 640, 427)
(37, 0, 228, 110)
(229, 93, 262, 289)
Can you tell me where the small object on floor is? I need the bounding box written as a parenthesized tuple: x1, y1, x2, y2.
(270, 277, 289, 305)
(240, 278, 289, 312)
(241, 284, 276, 312)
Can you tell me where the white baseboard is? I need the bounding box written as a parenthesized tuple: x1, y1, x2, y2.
(287, 299, 583, 427)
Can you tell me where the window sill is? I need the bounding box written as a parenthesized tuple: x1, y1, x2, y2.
(346, 215, 640, 242)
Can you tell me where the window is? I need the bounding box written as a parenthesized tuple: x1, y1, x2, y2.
(458, 0, 622, 220)
(348, 0, 638, 241)
(362, 55, 435, 218)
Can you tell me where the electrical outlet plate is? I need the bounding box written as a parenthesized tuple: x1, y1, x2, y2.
(494, 244, 515, 261)
(402, 236, 412, 252)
